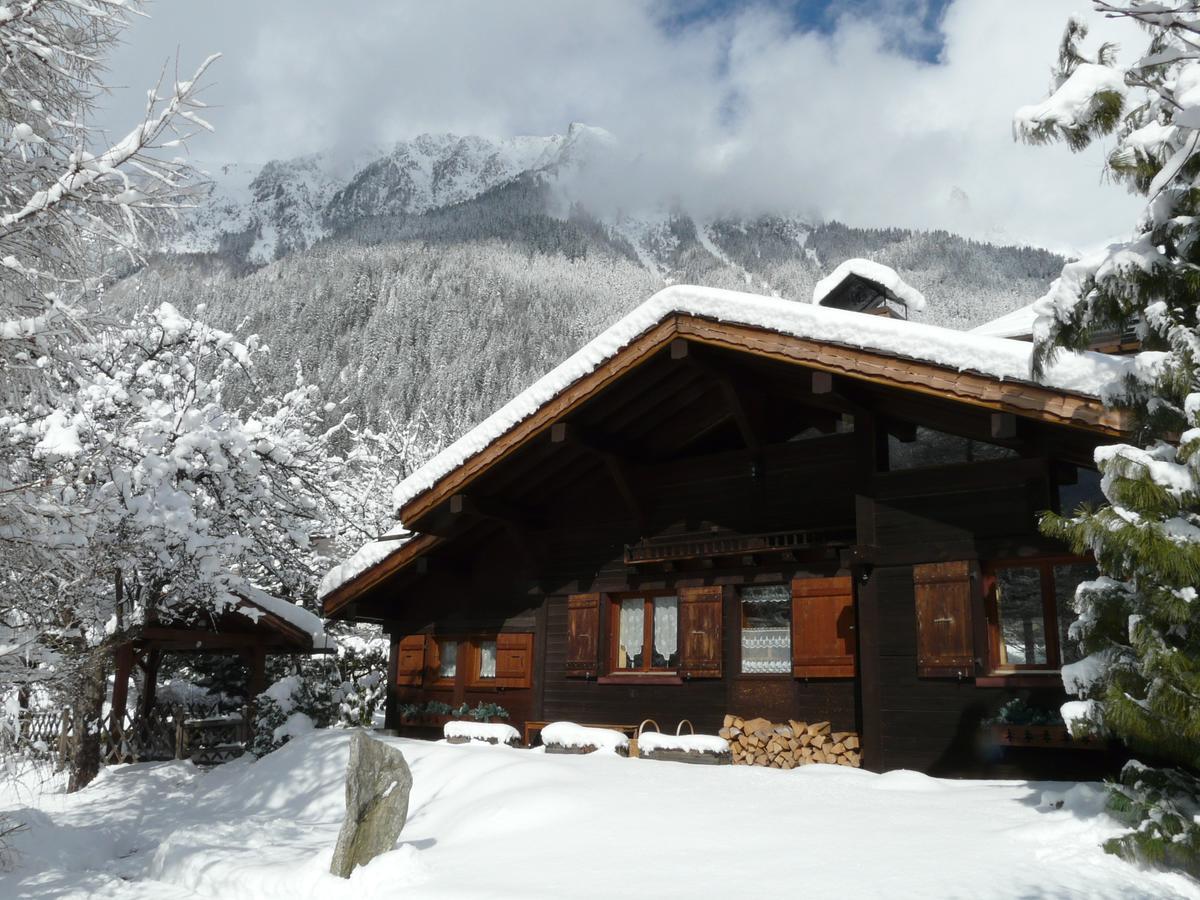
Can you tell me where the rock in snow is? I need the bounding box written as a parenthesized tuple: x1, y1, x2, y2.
(329, 731, 413, 879)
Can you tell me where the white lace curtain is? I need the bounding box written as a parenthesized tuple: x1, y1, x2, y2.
(653, 597, 678, 660)
(439, 640, 458, 678)
(479, 640, 497, 678)
(618, 599, 644, 667)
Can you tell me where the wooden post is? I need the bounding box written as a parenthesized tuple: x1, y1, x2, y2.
(138, 649, 161, 720)
(245, 645, 267, 725)
(174, 707, 187, 761)
(110, 643, 134, 738)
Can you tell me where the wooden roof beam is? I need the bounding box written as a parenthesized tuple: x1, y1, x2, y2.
(671, 339, 763, 455)
(449, 492, 546, 530)
(550, 422, 647, 533)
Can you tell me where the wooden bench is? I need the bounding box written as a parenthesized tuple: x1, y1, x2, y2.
(522, 720, 638, 747)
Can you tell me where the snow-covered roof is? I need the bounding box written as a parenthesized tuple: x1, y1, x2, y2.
(319, 284, 1132, 603)
(317, 529, 411, 601)
(812, 259, 927, 312)
(239, 586, 333, 651)
(970, 302, 1037, 339)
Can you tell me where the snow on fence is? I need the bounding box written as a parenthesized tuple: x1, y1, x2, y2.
(721, 716, 861, 768)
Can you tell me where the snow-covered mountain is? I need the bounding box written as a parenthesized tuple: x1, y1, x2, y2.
(173, 123, 618, 263)
(130, 123, 1065, 441)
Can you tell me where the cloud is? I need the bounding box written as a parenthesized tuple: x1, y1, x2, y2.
(100, 0, 1142, 252)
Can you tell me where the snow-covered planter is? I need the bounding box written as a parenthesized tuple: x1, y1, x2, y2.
(541, 722, 629, 756)
(444, 721, 520, 747)
(637, 731, 731, 765)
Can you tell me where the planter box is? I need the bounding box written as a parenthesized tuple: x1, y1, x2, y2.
(639, 747, 731, 765)
(987, 723, 1103, 751)
(545, 743, 629, 757)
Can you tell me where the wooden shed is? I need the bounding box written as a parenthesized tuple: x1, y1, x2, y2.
(321, 284, 1131, 776)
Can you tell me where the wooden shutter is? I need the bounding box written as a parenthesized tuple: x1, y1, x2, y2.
(791, 576, 856, 678)
(679, 586, 723, 678)
(494, 632, 535, 689)
(913, 561, 976, 677)
(396, 634, 426, 686)
(565, 593, 601, 677)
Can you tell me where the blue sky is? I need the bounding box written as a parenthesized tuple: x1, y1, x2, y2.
(659, 0, 952, 60)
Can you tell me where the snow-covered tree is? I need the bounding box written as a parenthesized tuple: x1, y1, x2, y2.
(0, 1, 219, 789)
(3, 303, 353, 787)
(1015, 2, 1200, 876)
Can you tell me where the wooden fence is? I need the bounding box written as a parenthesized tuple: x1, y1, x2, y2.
(3, 706, 252, 767)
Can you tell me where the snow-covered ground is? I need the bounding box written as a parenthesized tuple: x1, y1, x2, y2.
(2, 731, 1197, 899)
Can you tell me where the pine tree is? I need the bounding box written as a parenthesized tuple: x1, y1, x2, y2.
(1014, 2, 1200, 876)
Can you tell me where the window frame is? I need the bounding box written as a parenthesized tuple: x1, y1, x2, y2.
(466, 637, 499, 690)
(606, 590, 679, 676)
(982, 554, 1095, 674)
(429, 637, 460, 690)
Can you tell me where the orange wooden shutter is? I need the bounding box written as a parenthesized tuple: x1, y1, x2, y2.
(913, 561, 976, 677)
(679, 586, 723, 678)
(791, 576, 856, 678)
(565, 593, 601, 677)
(396, 634, 426, 686)
(494, 632, 534, 688)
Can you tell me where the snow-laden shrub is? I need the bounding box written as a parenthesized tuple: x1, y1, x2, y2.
(250, 672, 343, 757)
(250, 639, 389, 756)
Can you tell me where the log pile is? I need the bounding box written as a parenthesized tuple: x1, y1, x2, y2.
(719, 715, 861, 768)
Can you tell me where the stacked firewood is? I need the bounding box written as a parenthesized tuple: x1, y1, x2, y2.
(719, 715, 861, 768)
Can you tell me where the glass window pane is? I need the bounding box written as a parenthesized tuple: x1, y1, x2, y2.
(478, 640, 496, 678)
(439, 640, 458, 678)
(889, 426, 1018, 471)
(652, 596, 679, 668)
(617, 598, 644, 670)
(995, 567, 1047, 665)
(740, 584, 791, 674)
(1053, 562, 1098, 666)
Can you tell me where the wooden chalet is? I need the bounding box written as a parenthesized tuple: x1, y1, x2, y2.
(322, 282, 1133, 776)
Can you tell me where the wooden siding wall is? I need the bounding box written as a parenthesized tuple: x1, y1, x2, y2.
(860, 460, 1076, 775)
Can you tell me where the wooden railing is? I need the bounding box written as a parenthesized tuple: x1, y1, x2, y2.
(624, 527, 854, 564)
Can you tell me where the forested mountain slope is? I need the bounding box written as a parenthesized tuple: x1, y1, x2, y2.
(113, 126, 1065, 442)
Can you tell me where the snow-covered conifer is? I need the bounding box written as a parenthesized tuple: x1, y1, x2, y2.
(1016, 2, 1200, 875)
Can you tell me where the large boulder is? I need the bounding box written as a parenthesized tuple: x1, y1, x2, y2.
(330, 730, 413, 878)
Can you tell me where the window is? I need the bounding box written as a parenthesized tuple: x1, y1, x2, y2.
(984, 558, 1097, 671)
(437, 640, 458, 679)
(888, 426, 1018, 471)
(1056, 465, 1104, 516)
(740, 584, 791, 674)
(477, 640, 497, 680)
(610, 594, 679, 672)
